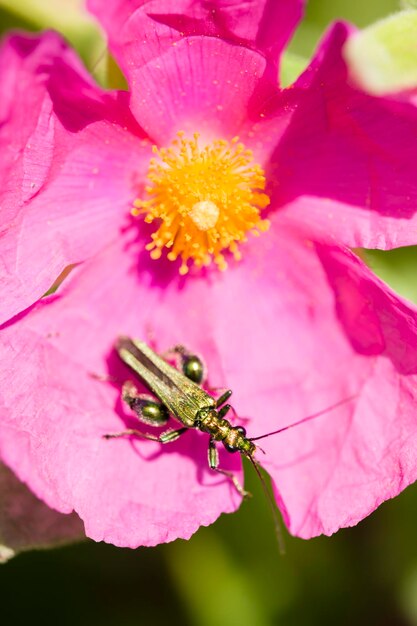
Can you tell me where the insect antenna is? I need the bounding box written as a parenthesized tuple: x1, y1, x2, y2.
(249, 395, 357, 443)
(247, 454, 286, 554)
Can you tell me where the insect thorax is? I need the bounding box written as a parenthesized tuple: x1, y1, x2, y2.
(197, 408, 230, 439)
(197, 408, 256, 455)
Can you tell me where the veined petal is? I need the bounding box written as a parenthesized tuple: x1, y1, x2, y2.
(0, 462, 84, 562)
(3, 5, 417, 545)
(88, 0, 304, 79)
(0, 235, 242, 548)
(0, 31, 152, 324)
(274, 22, 417, 249)
(88, 0, 304, 142)
(121, 36, 268, 144)
(210, 231, 417, 539)
(3, 216, 417, 542)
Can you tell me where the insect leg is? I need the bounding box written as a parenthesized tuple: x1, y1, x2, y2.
(159, 427, 189, 443)
(103, 380, 189, 441)
(103, 429, 161, 441)
(211, 389, 250, 424)
(215, 389, 232, 409)
(103, 427, 189, 442)
(122, 381, 169, 426)
(160, 345, 186, 370)
(89, 372, 121, 384)
(162, 345, 205, 384)
(216, 393, 246, 426)
(217, 403, 247, 425)
(207, 438, 251, 498)
(217, 404, 231, 418)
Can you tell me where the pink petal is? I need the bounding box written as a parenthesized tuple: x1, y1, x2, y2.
(88, 0, 304, 77)
(0, 462, 84, 562)
(113, 223, 417, 540)
(275, 22, 417, 249)
(123, 36, 268, 144)
(3, 215, 417, 543)
(220, 235, 417, 539)
(0, 31, 152, 324)
(0, 236, 243, 548)
(87, 0, 303, 143)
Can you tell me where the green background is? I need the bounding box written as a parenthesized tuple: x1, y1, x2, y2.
(2, 1, 417, 625)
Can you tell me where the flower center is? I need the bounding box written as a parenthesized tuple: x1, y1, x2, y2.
(133, 132, 270, 275)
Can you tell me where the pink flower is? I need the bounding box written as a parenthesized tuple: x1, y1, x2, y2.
(2, 0, 417, 547)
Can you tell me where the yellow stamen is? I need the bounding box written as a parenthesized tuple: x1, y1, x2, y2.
(133, 132, 270, 273)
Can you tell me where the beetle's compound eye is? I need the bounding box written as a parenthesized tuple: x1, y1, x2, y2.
(224, 442, 239, 453)
(235, 426, 247, 437)
(182, 355, 204, 384)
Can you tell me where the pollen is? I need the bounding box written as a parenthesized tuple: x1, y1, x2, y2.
(133, 132, 270, 275)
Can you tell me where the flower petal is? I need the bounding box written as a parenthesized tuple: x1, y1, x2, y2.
(274, 22, 417, 249)
(88, 0, 304, 77)
(88, 0, 304, 142)
(3, 214, 417, 543)
(0, 31, 151, 324)
(0, 462, 84, 563)
(0, 236, 242, 548)
(123, 36, 269, 144)
(209, 230, 417, 539)
(122, 220, 417, 540)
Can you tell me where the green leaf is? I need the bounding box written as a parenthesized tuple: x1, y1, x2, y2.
(344, 9, 417, 94)
(280, 51, 309, 87)
(363, 247, 417, 305)
(166, 529, 271, 626)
